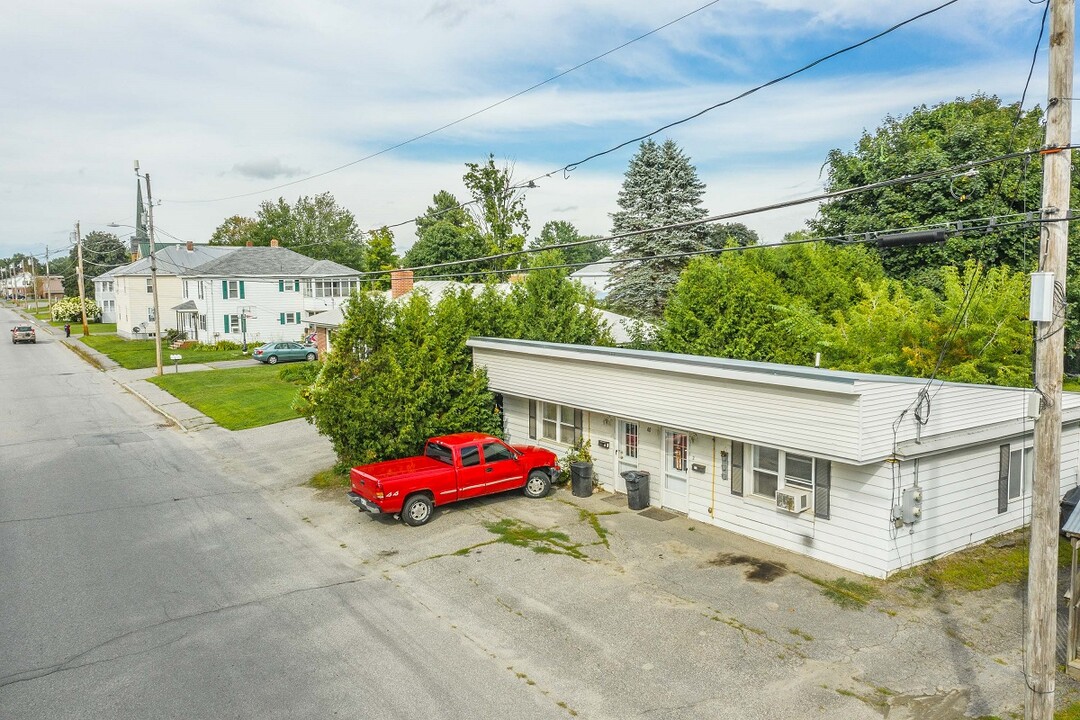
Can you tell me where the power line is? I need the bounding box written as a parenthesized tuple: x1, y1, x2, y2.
(399, 213, 1058, 283)
(362, 0, 967, 238)
(165, 0, 725, 205)
(394, 147, 1056, 275)
(562, 0, 963, 172)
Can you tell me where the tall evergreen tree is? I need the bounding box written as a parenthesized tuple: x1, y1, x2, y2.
(608, 139, 708, 318)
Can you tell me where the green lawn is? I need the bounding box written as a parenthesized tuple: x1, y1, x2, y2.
(148, 365, 306, 430)
(80, 334, 246, 369)
(52, 320, 116, 334)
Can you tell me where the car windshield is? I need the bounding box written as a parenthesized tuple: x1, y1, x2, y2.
(424, 442, 453, 465)
(15, 326, 31, 332)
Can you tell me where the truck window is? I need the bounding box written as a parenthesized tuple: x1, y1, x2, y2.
(424, 442, 453, 465)
(459, 445, 481, 467)
(482, 441, 513, 464)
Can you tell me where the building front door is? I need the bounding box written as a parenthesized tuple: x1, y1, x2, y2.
(663, 429, 690, 514)
(616, 419, 640, 494)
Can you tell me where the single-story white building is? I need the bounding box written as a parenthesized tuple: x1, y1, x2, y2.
(468, 337, 1080, 578)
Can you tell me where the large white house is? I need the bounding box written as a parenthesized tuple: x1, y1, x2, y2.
(112, 243, 238, 339)
(468, 337, 1080, 578)
(180, 242, 362, 346)
(93, 269, 118, 323)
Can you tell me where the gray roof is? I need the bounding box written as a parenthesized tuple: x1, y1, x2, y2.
(570, 258, 615, 278)
(465, 337, 1045, 392)
(171, 300, 198, 312)
(111, 245, 238, 277)
(186, 247, 361, 278)
(1064, 495, 1080, 537)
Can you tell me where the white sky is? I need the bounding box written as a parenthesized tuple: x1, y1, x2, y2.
(0, 0, 1064, 260)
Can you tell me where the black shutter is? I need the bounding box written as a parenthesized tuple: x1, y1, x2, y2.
(998, 444, 1010, 514)
(528, 400, 537, 440)
(814, 459, 831, 520)
(730, 441, 743, 496)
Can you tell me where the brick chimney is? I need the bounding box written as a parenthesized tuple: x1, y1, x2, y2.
(245, 240, 254, 247)
(270, 238, 279, 248)
(390, 269, 414, 298)
(186, 241, 194, 252)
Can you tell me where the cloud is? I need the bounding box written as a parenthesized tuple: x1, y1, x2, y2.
(230, 159, 306, 180)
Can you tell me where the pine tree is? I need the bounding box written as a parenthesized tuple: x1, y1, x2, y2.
(608, 139, 708, 317)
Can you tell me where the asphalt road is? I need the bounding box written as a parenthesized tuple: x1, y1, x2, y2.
(0, 308, 560, 720)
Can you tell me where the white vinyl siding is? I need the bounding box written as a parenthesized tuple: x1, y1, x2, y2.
(475, 349, 862, 462)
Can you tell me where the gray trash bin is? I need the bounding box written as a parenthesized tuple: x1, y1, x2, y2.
(571, 462, 594, 498)
(622, 470, 650, 510)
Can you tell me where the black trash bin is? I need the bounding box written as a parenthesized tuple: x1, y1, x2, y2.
(571, 462, 594, 498)
(622, 470, 650, 510)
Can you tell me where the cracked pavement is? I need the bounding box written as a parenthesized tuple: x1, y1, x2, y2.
(4, 304, 1077, 719)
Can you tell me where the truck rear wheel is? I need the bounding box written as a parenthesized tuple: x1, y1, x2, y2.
(524, 470, 551, 498)
(402, 494, 433, 526)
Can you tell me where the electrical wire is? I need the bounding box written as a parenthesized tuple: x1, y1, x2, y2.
(165, 0, 725, 205)
(563, 0, 962, 172)
(393, 148, 1061, 276)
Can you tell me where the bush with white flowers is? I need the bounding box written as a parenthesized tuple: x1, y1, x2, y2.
(51, 296, 101, 322)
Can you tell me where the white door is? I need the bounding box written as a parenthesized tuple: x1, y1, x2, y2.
(616, 419, 639, 493)
(663, 429, 690, 513)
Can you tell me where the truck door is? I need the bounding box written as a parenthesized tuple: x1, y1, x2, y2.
(456, 443, 488, 499)
(480, 440, 525, 494)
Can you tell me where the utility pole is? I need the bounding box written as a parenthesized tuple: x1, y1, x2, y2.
(141, 167, 164, 377)
(30, 256, 39, 312)
(45, 245, 51, 309)
(1028, 0, 1074, 717)
(75, 222, 90, 336)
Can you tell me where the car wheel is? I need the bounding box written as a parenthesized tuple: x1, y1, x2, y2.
(305, 352, 316, 362)
(401, 494, 434, 526)
(524, 470, 551, 498)
(267, 355, 278, 365)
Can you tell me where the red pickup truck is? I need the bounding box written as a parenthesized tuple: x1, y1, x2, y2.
(349, 432, 560, 526)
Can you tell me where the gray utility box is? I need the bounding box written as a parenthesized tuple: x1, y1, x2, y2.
(622, 470, 651, 511)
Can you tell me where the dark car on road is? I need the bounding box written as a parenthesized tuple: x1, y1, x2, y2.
(252, 341, 317, 364)
(11, 324, 36, 344)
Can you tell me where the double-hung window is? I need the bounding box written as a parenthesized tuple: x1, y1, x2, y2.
(220, 279, 246, 301)
(528, 400, 581, 444)
(146, 278, 154, 294)
(740, 443, 831, 519)
(998, 443, 1033, 512)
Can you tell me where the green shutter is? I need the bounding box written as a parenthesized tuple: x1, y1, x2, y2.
(223, 315, 229, 333)
(279, 280, 284, 292)
(998, 445, 1010, 514)
(279, 313, 285, 325)
(222, 281, 227, 299)
(239, 281, 245, 299)
(294, 280, 300, 292)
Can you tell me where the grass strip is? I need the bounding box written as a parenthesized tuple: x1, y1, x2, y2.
(148, 364, 303, 430)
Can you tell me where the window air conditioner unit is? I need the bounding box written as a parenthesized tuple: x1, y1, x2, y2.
(776, 489, 811, 513)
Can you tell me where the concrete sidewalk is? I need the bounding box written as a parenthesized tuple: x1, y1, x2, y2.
(22, 311, 257, 431)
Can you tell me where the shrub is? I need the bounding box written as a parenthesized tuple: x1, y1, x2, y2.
(51, 296, 101, 322)
(557, 437, 592, 485)
(278, 362, 320, 385)
(163, 329, 187, 345)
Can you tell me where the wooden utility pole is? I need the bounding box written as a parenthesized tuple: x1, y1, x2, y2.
(75, 222, 89, 336)
(44, 245, 51, 309)
(143, 172, 163, 377)
(1028, 0, 1074, 717)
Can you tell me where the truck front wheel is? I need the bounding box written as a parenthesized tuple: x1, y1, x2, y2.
(402, 494, 434, 526)
(524, 470, 551, 498)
